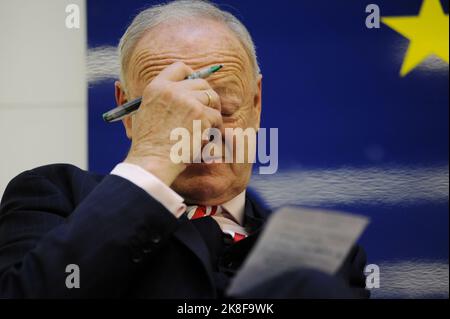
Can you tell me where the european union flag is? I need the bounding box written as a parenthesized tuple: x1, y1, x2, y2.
(87, 0, 449, 298)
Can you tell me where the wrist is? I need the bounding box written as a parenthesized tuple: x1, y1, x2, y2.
(124, 155, 185, 186)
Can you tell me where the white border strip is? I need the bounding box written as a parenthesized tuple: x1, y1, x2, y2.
(87, 46, 119, 84)
(250, 165, 449, 207)
(371, 260, 449, 298)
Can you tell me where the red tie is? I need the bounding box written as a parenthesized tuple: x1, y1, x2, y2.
(185, 205, 248, 243)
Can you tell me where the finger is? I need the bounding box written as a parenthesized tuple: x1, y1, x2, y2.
(158, 61, 194, 82)
(180, 78, 211, 90)
(201, 105, 223, 131)
(192, 90, 221, 112)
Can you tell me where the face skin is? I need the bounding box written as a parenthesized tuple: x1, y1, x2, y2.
(115, 18, 262, 205)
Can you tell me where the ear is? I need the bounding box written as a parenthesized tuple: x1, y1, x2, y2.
(253, 74, 263, 130)
(114, 81, 133, 140)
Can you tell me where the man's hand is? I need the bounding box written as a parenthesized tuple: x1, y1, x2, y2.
(125, 62, 223, 186)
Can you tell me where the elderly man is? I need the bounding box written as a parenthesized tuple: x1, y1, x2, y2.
(0, 0, 368, 298)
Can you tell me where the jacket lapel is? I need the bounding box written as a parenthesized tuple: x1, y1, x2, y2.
(173, 216, 217, 296)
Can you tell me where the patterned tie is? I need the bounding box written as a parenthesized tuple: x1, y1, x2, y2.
(185, 205, 248, 243)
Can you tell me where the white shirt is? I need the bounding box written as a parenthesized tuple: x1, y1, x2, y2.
(111, 163, 247, 235)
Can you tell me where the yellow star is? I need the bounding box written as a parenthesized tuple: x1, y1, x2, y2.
(382, 0, 449, 76)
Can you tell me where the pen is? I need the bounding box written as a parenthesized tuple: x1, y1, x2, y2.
(103, 64, 223, 123)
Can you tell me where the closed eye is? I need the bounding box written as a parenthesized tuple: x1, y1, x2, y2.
(220, 103, 240, 117)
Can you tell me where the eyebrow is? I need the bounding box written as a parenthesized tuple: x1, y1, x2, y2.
(214, 78, 245, 97)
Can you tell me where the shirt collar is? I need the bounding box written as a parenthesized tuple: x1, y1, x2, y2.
(221, 190, 246, 225)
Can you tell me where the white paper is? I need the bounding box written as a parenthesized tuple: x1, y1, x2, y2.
(227, 206, 369, 296)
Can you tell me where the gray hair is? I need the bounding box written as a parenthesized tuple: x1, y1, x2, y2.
(118, 0, 260, 90)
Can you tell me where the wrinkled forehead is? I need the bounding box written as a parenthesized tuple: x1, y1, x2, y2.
(126, 18, 254, 95)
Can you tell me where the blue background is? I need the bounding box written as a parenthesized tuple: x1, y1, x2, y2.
(87, 0, 449, 297)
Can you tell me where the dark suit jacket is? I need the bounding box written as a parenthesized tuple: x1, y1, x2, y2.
(0, 164, 369, 298)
